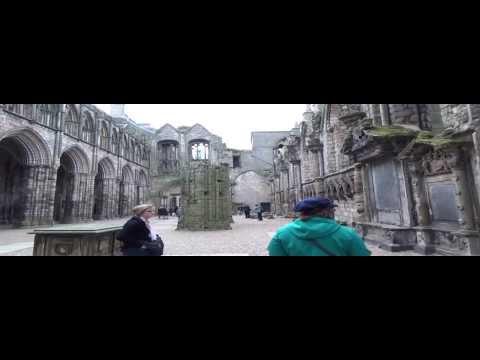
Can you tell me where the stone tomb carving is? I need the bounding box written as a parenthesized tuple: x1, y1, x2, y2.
(32, 223, 123, 256)
(425, 178, 459, 225)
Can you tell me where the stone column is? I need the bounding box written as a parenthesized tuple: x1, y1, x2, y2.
(380, 104, 391, 126)
(352, 163, 366, 225)
(22, 165, 37, 226)
(451, 149, 475, 231)
(19, 165, 50, 226)
(407, 160, 435, 254)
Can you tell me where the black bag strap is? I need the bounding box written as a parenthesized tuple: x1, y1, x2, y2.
(310, 240, 337, 257)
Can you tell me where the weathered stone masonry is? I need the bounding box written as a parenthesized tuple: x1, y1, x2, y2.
(272, 104, 480, 256)
(0, 104, 150, 227)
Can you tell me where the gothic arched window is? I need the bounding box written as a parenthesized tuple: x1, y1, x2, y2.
(81, 112, 95, 143)
(6, 104, 21, 113)
(157, 140, 179, 172)
(23, 104, 34, 119)
(112, 128, 119, 154)
(122, 135, 129, 158)
(64, 105, 79, 137)
(100, 122, 109, 150)
(190, 140, 209, 161)
(37, 104, 50, 125)
(130, 139, 136, 161)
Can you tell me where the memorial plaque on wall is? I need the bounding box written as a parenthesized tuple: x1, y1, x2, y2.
(372, 160, 401, 210)
(428, 183, 458, 222)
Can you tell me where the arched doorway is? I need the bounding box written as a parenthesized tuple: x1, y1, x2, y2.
(54, 146, 90, 224)
(0, 129, 52, 227)
(157, 140, 179, 173)
(118, 165, 134, 217)
(53, 157, 75, 223)
(93, 158, 116, 220)
(232, 171, 271, 211)
(0, 140, 28, 226)
(135, 170, 148, 205)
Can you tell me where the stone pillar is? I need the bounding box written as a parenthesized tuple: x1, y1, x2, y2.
(106, 178, 118, 218)
(19, 165, 52, 226)
(380, 104, 391, 126)
(407, 160, 435, 254)
(352, 163, 366, 225)
(310, 150, 320, 179)
(451, 149, 475, 231)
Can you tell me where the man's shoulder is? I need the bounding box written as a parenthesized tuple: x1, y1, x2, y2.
(276, 220, 300, 236)
(337, 224, 362, 241)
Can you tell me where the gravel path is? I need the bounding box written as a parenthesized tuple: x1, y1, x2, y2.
(0, 215, 424, 256)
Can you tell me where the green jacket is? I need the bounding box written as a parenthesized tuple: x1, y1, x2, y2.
(268, 217, 371, 256)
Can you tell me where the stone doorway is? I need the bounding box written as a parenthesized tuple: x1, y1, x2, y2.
(53, 146, 90, 224)
(0, 141, 28, 227)
(0, 129, 52, 227)
(118, 165, 134, 217)
(93, 170, 104, 220)
(93, 158, 116, 220)
(53, 156, 75, 223)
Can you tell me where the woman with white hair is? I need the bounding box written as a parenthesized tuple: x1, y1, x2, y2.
(117, 204, 164, 256)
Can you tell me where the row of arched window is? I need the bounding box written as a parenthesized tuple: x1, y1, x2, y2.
(3, 104, 60, 128)
(2, 104, 149, 165)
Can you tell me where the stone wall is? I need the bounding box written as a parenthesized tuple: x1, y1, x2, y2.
(0, 104, 151, 226)
(271, 104, 480, 255)
(178, 162, 232, 231)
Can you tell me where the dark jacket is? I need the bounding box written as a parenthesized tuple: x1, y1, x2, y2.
(117, 217, 151, 249)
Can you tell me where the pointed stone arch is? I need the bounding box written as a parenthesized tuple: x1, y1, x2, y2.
(118, 164, 135, 217)
(0, 127, 52, 166)
(97, 157, 116, 179)
(0, 128, 54, 226)
(61, 145, 90, 174)
(93, 157, 117, 220)
(53, 146, 91, 223)
(81, 111, 95, 143)
(135, 169, 149, 205)
(64, 104, 80, 137)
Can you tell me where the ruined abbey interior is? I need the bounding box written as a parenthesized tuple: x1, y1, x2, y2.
(1, 104, 480, 255)
(0, 104, 278, 231)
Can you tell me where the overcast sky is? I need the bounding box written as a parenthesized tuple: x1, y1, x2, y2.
(95, 104, 305, 150)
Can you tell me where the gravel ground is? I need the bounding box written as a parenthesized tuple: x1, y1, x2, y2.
(0, 215, 424, 256)
(154, 216, 422, 256)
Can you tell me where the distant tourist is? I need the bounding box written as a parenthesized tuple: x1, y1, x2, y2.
(254, 204, 263, 221)
(267, 197, 371, 256)
(117, 204, 164, 256)
(176, 206, 184, 221)
(244, 205, 251, 219)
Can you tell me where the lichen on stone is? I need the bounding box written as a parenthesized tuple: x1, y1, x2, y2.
(414, 136, 464, 149)
(366, 126, 417, 138)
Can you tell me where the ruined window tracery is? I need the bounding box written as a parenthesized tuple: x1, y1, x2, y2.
(158, 140, 179, 172)
(191, 141, 209, 160)
(81, 112, 95, 143)
(112, 128, 119, 154)
(64, 105, 79, 137)
(100, 122, 109, 150)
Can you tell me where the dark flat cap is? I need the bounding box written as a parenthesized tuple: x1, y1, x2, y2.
(294, 197, 338, 212)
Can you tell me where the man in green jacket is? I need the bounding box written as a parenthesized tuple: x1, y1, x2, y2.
(268, 197, 371, 256)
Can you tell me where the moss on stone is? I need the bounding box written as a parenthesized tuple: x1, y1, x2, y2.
(414, 136, 464, 149)
(366, 126, 417, 138)
(416, 131, 435, 140)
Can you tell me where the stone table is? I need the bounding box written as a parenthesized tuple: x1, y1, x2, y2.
(32, 222, 123, 256)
